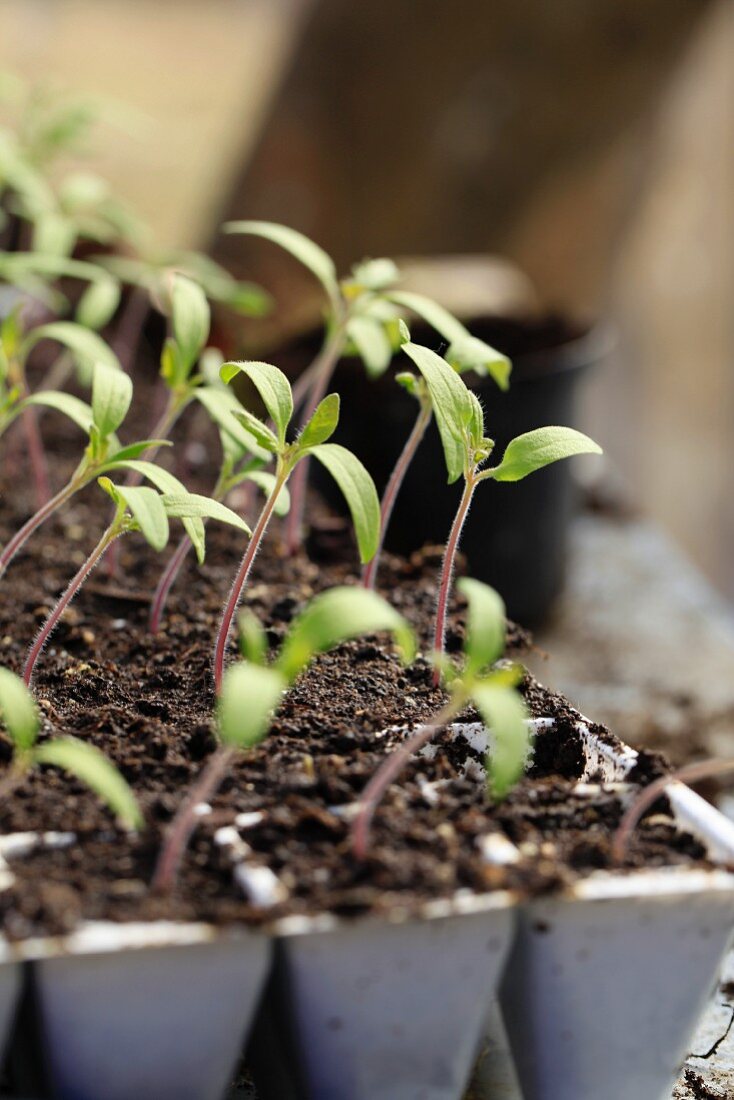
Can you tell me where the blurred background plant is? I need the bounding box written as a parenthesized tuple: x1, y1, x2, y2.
(0, 0, 730, 604)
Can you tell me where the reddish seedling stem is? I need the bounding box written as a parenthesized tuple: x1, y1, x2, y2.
(0, 478, 80, 578)
(351, 698, 459, 860)
(433, 474, 477, 686)
(363, 401, 432, 591)
(612, 758, 734, 866)
(284, 324, 346, 557)
(24, 525, 119, 685)
(213, 473, 287, 693)
(149, 532, 193, 633)
(151, 744, 236, 895)
(22, 405, 51, 508)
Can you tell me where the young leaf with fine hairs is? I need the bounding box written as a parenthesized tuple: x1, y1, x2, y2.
(220, 360, 293, 446)
(482, 426, 603, 483)
(0, 315, 123, 508)
(0, 667, 141, 828)
(352, 579, 529, 859)
(363, 332, 510, 590)
(214, 362, 381, 692)
(153, 586, 415, 893)
(0, 356, 189, 581)
(91, 359, 133, 439)
(305, 443, 380, 564)
(102, 271, 263, 581)
(387, 290, 511, 391)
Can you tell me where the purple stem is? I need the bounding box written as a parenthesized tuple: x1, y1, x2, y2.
(21, 405, 51, 507)
(432, 475, 477, 687)
(363, 401, 432, 591)
(0, 478, 80, 578)
(612, 758, 734, 865)
(351, 698, 459, 860)
(149, 532, 193, 633)
(24, 525, 118, 685)
(213, 473, 286, 694)
(151, 744, 236, 894)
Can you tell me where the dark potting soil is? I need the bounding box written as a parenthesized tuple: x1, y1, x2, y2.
(0, 376, 714, 939)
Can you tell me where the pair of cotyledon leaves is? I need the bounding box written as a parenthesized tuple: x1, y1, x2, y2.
(217, 574, 528, 797)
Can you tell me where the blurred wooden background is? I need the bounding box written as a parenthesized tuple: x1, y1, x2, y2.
(0, 0, 732, 599)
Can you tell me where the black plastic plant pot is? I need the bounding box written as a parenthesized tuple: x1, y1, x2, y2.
(306, 314, 608, 625)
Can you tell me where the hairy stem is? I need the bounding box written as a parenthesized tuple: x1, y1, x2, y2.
(0, 477, 81, 578)
(24, 525, 118, 685)
(351, 698, 460, 860)
(433, 474, 477, 686)
(21, 405, 51, 507)
(151, 744, 236, 894)
(284, 324, 346, 556)
(612, 758, 734, 865)
(213, 472, 287, 693)
(363, 401, 432, 591)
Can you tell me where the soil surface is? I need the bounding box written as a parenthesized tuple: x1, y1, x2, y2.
(0, 358, 715, 938)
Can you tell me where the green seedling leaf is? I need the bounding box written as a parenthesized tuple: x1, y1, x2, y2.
(237, 610, 268, 665)
(21, 321, 121, 374)
(348, 258, 400, 293)
(106, 439, 172, 464)
(32, 210, 75, 256)
(388, 290, 467, 344)
(485, 427, 603, 483)
(447, 334, 511, 391)
(192, 386, 269, 460)
(33, 737, 142, 829)
(224, 220, 340, 308)
(221, 361, 293, 446)
(307, 444, 380, 564)
(75, 277, 121, 331)
(456, 578, 506, 676)
(105, 461, 206, 561)
(92, 361, 133, 437)
(466, 391, 485, 449)
(471, 682, 530, 799)
(298, 393, 340, 448)
(278, 586, 416, 683)
(231, 408, 279, 453)
(402, 342, 471, 484)
(159, 337, 183, 388)
(160, 493, 251, 535)
(0, 667, 38, 753)
(171, 274, 210, 374)
(22, 391, 93, 435)
(346, 315, 393, 378)
(217, 662, 286, 749)
(117, 485, 169, 551)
